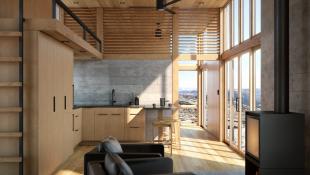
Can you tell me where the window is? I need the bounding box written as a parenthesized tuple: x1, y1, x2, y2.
(224, 49, 261, 152)
(232, 0, 239, 46)
(253, 0, 261, 35)
(254, 49, 261, 110)
(242, 0, 250, 41)
(223, 0, 261, 51)
(223, 0, 261, 153)
(179, 71, 198, 126)
(224, 4, 231, 51)
(241, 52, 250, 151)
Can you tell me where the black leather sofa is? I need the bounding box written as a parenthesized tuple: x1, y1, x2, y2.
(84, 137, 166, 175)
(88, 153, 174, 175)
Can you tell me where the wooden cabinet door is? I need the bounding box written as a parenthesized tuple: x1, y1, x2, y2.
(94, 113, 109, 140)
(94, 108, 125, 140)
(38, 32, 55, 175)
(73, 109, 82, 147)
(63, 55, 73, 112)
(61, 46, 74, 160)
(126, 108, 145, 141)
(82, 108, 95, 140)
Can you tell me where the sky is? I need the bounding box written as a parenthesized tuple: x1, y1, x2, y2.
(179, 71, 197, 91)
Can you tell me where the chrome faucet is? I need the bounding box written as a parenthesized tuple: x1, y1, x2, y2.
(111, 89, 116, 105)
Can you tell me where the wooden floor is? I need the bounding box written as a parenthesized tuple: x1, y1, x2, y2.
(54, 126, 245, 175)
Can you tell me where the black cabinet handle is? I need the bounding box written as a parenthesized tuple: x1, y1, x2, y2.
(130, 126, 140, 129)
(97, 113, 108, 116)
(64, 96, 67, 110)
(53, 96, 56, 112)
(72, 114, 75, 131)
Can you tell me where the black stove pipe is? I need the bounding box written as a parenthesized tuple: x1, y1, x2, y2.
(274, 0, 289, 113)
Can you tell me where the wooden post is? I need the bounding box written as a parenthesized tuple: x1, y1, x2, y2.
(172, 8, 180, 146)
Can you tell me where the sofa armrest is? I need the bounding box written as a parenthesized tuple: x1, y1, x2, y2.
(121, 143, 165, 156)
(126, 157, 173, 175)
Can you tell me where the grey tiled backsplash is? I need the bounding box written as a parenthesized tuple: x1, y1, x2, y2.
(74, 59, 172, 106)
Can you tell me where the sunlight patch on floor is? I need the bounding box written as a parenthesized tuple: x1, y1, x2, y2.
(54, 170, 82, 175)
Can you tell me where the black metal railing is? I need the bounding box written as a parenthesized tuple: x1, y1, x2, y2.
(52, 0, 102, 52)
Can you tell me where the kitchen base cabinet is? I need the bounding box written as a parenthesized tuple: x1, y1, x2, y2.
(126, 108, 145, 141)
(80, 107, 146, 142)
(73, 109, 82, 147)
(82, 108, 95, 141)
(94, 108, 125, 140)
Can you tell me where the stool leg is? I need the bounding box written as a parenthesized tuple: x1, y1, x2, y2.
(170, 126, 173, 156)
(152, 125, 155, 143)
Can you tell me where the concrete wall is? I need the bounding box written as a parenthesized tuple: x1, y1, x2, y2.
(262, 0, 310, 172)
(74, 60, 172, 106)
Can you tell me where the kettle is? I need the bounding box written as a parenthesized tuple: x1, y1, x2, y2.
(134, 96, 139, 105)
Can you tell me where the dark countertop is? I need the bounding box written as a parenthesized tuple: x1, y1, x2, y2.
(73, 104, 143, 109)
(143, 105, 175, 110)
(73, 104, 174, 110)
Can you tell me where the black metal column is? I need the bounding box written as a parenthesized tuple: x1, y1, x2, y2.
(19, 0, 24, 174)
(274, 0, 289, 113)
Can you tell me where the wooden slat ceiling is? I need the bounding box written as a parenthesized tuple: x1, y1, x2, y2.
(102, 8, 173, 54)
(62, 0, 228, 8)
(178, 9, 220, 54)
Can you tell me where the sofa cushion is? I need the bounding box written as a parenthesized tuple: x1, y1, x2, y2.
(98, 136, 123, 153)
(105, 153, 133, 175)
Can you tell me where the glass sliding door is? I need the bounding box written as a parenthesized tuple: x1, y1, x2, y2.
(202, 70, 208, 128)
(225, 57, 240, 148)
(232, 58, 239, 147)
(240, 52, 250, 151)
(225, 62, 231, 141)
(254, 49, 261, 110)
(178, 71, 198, 126)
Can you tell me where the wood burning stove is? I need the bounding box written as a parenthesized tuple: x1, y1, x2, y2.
(245, 0, 305, 174)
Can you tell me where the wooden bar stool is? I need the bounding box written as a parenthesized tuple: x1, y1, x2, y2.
(152, 119, 178, 155)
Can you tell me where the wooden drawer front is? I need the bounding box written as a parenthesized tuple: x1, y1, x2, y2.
(127, 108, 143, 115)
(127, 111, 145, 127)
(95, 108, 125, 115)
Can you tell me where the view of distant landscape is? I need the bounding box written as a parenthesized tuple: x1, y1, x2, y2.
(179, 89, 198, 125)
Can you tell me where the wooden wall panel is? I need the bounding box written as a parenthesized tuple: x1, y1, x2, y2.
(178, 9, 220, 55)
(102, 8, 173, 54)
(64, 8, 97, 47)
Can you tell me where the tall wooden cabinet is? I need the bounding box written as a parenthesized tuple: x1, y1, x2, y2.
(25, 31, 74, 175)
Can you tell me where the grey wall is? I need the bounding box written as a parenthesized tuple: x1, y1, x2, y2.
(262, 0, 310, 172)
(74, 60, 172, 106)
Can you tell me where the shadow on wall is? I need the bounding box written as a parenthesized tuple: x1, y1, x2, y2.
(73, 59, 172, 105)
